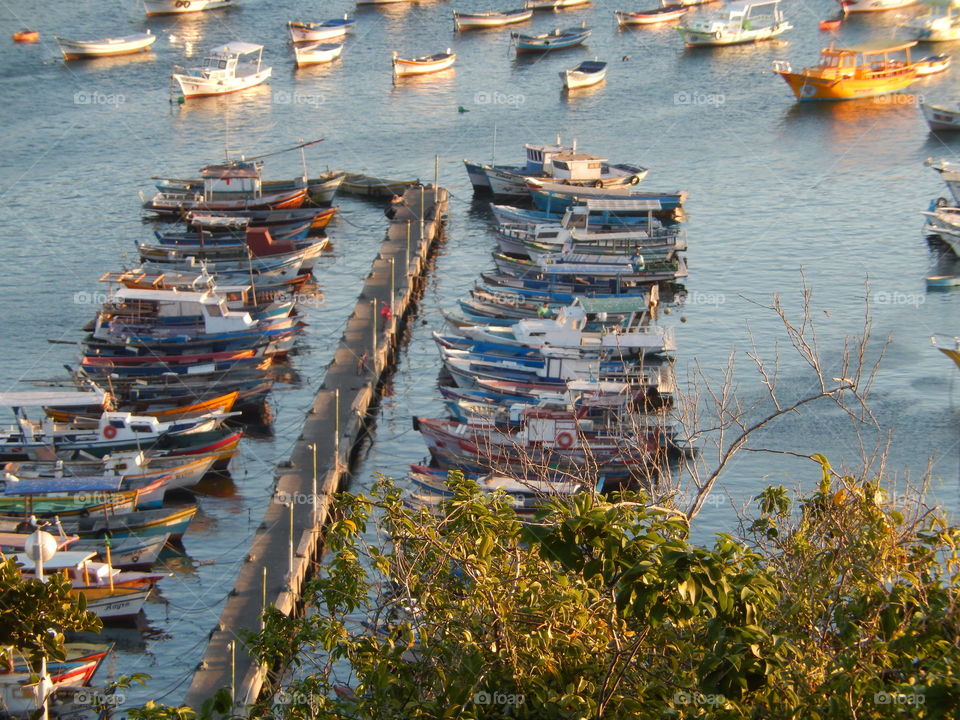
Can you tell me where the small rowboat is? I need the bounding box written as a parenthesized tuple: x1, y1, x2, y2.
(454, 8, 533, 30)
(512, 25, 591, 52)
(288, 16, 354, 43)
(525, 0, 591, 8)
(819, 13, 843, 30)
(340, 173, 420, 197)
(144, 0, 235, 16)
(12, 29, 39, 42)
(294, 42, 344, 66)
(614, 6, 689, 25)
(55, 31, 157, 60)
(926, 274, 960, 289)
(392, 49, 456, 77)
(916, 53, 952, 76)
(561, 59, 607, 88)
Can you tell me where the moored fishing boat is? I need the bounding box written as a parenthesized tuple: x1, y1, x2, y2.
(294, 42, 344, 66)
(392, 49, 456, 77)
(677, 0, 791, 47)
(614, 5, 689, 26)
(55, 32, 156, 60)
(340, 173, 420, 197)
(512, 25, 591, 52)
(772, 41, 919, 101)
(171, 42, 271, 99)
(287, 16, 354, 42)
(915, 54, 951, 76)
(561, 59, 607, 89)
(839, 0, 916, 12)
(903, 0, 960, 40)
(526, 179, 687, 217)
(144, 0, 235, 15)
(525, 0, 591, 9)
(454, 8, 533, 30)
(922, 100, 960, 130)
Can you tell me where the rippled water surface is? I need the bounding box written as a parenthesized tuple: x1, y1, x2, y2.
(3, 0, 960, 704)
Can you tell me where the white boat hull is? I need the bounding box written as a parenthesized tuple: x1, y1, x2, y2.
(289, 25, 349, 42)
(294, 42, 343, 66)
(840, 0, 916, 11)
(680, 21, 791, 46)
(562, 67, 606, 89)
(84, 588, 151, 620)
(56, 32, 156, 60)
(144, 0, 235, 16)
(454, 10, 533, 29)
(172, 67, 272, 98)
(393, 54, 456, 76)
(923, 102, 960, 132)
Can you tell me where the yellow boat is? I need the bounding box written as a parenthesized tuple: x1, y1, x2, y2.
(773, 40, 919, 101)
(932, 334, 960, 368)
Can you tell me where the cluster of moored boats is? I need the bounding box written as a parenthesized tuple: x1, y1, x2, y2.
(406, 139, 692, 514)
(920, 158, 960, 287)
(0, 151, 347, 713)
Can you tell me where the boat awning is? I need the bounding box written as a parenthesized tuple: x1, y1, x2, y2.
(200, 164, 260, 179)
(0, 390, 107, 408)
(3, 477, 125, 495)
(577, 198, 662, 211)
(210, 41, 264, 56)
(576, 297, 649, 314)
(15, 551, 98, 570)
(836, 39, 917, 54)
(113, 286, 213, 303)
(0, 532, 77, 550)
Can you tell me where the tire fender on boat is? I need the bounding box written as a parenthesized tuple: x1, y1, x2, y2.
(714, 30, 722, 39)
(103, 425, 118, 439)
(937, 197, 949, 208)
(556, 431, 574, 449)
(629, 174, 641, 185)
(594, 179, 604, 188)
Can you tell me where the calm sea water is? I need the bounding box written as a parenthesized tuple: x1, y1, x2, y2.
(2, 0, 960, 705)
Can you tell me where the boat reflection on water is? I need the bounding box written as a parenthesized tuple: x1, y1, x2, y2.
(780, 94, 924, 144)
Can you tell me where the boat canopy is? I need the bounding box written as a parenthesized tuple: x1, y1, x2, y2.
(200, 164, 260, 179)
(576, 198, 663, 211)
(112, 286, 215, 304)
(834, 39, 917, 54)
(210, 41, 264, 57)
(0, 390, 107, 408)
(727, 0, 782, 12)
(15, 551, 98, 570)
(576, 297, 650, 314)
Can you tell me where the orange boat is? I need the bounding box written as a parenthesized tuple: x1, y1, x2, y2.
(12, 30, 38, 42)
(773, 40, 919, 101)
(45, 390, 239, 423)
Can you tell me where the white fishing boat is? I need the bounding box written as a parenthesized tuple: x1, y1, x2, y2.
(903, 0, 960, 40)
(357, 0, 410, 5)
(614, 4, 689, 25)
(287, 17, 354, 43)
(561, 59, 607, 89)
(916, 53, 951, 75)
(454, 8, 533, 30)
(839, 0, 916, 12)
(921, 203, 960, 254)
(55, 31, 156, 60)
(392, 49, 456, 77)
(923, 103, 960, 130)
(525, 0, 591, 8)
(143, 0, 235, 16)
(171, 42, 272, 99)
(677, 0, 792, 46)
(294, 42, 344, 66)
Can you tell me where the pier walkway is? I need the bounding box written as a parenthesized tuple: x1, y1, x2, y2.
(184, 185, 449, 710)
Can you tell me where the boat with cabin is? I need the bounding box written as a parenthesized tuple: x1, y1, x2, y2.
(55, 31, 156, 60)
(772, 41, 920, 100)
(171, 42, 272, 99)
(454, 8, 533, 30)
(904, 0, 960, 41)
(677, 0, 791, 47)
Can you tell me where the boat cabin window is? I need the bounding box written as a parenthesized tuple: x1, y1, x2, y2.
(206, 303, 224, 317)
(130, 424, 153, 433)
(553, 160, 569, 170)
(109, 419, 125, 429)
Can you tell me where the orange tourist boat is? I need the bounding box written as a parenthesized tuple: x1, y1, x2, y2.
(773, 40, 919, 101)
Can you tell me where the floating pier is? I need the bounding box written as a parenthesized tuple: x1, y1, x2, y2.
(184, 184, 449, 710)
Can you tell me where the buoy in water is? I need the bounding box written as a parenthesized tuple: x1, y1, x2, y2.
(13, 30, 39, 43)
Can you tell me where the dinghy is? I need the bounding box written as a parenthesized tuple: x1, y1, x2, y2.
(55, 31, 156, 60)
(144, 0, 235, 16)
(512, 25, 591, 52)
(561, 59, 607, 89)
(454, 8, 533, 30)
(392, 49, 456, 77)
(294, 42, 344, 66)
(916, 53, 951, 76)
(288, 17, 354, 43)
(614, 4, 689, 25)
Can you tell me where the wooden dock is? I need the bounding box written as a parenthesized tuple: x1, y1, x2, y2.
(183, 184, 449, 711)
